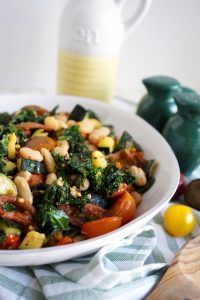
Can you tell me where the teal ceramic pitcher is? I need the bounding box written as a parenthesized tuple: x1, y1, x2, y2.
(136, 76, 181, 132)
(163, 92, 200, 180)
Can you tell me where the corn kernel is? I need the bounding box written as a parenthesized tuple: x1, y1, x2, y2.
(98, 136, 115, 153)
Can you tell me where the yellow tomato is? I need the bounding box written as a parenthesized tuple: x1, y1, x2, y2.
(163, 204, 195, 237)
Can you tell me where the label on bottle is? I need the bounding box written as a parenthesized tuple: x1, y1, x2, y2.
(57, 50, 119, 102)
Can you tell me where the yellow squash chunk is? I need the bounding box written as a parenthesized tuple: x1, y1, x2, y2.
(92, 150, 107, 169)
(0, 173, 17, 196)
(19, 231, 46, 250)
(98, 136, 115, 153)
(8, 133, 17, 160)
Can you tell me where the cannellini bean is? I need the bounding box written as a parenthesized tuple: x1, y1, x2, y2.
(131, 191, 142, 206)
(54, 140, 69, 157)
(44, 116, 67, 131)
(89, 127, 110, 146)
(20, 147, 43, 162)
(86, 142, 97, 152)
(46, 173, 57, 185)
(70, 186, 81, 198)
(129, 166, 147, 186)
(79, 178, 90, 191)
(56, 112, 68, 123)
(78, 119, 96, 134)
(14, 176, 33, 204)
(67, 120, 77, 127)
(41, 148, 56, 173)
(17, 171, 32, 182)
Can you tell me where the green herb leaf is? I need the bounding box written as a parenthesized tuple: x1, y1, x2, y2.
(38, 203, 70, 234)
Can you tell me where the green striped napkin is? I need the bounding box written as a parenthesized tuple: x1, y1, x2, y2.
(0, 206, 200, 300)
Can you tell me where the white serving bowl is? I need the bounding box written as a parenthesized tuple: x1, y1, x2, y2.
(0, 95, 179, 266)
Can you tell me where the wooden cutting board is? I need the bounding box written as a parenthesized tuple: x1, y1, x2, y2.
(146, 235, 200, 300)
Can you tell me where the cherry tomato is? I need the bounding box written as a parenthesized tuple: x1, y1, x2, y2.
(111, 191, 136, 225)
(0, 235, 20, 250)
(28, 174, 45, 187)
(26, 136, 56, 151)
(108, 183, 127, 199)
(173, 173, 186, 199)
(81, 217, 122, 238)
(163, 204, 195, 237)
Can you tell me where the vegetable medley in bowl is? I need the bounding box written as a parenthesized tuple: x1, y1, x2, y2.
(0, 104, 157, 250)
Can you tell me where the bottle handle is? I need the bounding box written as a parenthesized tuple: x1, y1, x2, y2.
(115, 0, 152, 39)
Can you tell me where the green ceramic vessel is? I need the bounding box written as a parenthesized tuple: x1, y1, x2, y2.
(136, 76, 181, 132)
(163, 92, 200, 180)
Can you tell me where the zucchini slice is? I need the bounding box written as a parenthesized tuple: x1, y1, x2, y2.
(68, 105, 87, 122)
(0, 220, 21, 236)
(18, 158, 46, 174)
(136, 176, 155, 194)
(115, 131, 142, 152)
(19, 231, 46, 249)
(1, 159, 17, 175)
(0, 173, 17, 196)
(143, 160, 157, 177)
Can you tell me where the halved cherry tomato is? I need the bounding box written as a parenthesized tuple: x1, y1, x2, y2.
(81, 217, 122, 238)
(111, 191, 136, 225)
(26, 136, 56, 151)
(0, 235, 20, 250)
(28, 174, 45, 187)
(108, 183, 127, 199)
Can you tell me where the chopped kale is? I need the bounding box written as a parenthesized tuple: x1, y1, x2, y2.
(0, 124, 16, 137)
(66, 152, 92, 177)
(57, 125, 87, 153)
(38, 202, 70, 234)
(52, 152, 68, 174)
(11, 109, 44, 124)
(0, 124, 27, 157)
(102, 164, 135, 196)
(89, 167, 104, 192)
(42, 179, 90, 209)
(0, 135, 8, 158)
(15, 129, 27, 145)
(43, 180, 71, 204)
